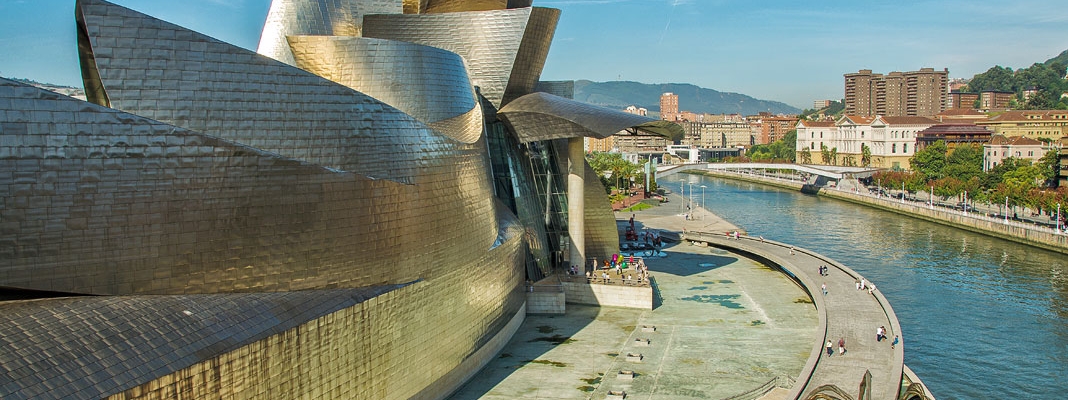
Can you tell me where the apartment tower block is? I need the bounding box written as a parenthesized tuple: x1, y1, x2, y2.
(844, 68, 948, 117)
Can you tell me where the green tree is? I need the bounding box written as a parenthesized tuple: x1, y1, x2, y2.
(1038, 149, 1060, 187)
(861, 143, 872, 167)
(800, 148, 812, 164)
(943, 144, 984, 182)
(820, 144, 830, 165)
(829, 147, 838, 166)
(910, 140, 948, 180)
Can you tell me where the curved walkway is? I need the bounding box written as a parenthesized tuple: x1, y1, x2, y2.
(683, 232, 905, 400)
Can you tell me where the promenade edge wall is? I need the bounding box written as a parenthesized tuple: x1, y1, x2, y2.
(695, 170, 1068, 255)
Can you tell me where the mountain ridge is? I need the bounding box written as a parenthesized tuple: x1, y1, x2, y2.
(573, 80, 801, 116)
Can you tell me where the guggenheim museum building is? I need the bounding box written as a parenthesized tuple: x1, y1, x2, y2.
(0, 0, 682, 398)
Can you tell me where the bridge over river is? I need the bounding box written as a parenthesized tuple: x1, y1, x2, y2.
(657, 162, 880, 184)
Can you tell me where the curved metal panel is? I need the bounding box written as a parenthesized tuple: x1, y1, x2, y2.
(583, 160, 620, 263)
(0, 78, 498, 296)
(78, 0, 476, 186)
(499, 91, 686, 142)
(502, 7, 560, 105)
(424, 0, 507, 13)
(362, 7, 534, 109)
(0, 286, 403, 399)
(257, 0, 403, 65)
(287, 35, 477, 126)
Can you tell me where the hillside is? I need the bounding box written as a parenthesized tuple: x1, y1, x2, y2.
(573, 80, 801, 116)
(1045, 49, 1068, 67)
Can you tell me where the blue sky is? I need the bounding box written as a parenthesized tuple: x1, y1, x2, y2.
(2, 0, 1066, 109)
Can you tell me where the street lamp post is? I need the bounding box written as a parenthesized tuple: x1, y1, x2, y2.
(1057, 203, 1062, 233)
(688, 182, 694, 220)
(700, 185, 707, 220)
(963, 191, 968, 216)
(929, 186, 933, 210)
(1005, 197, 1009, 223)
(901, 182, 905, 204)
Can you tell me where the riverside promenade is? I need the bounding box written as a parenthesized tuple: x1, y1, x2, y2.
(642, 194, 913, 399)
(683, 231, 906, 400)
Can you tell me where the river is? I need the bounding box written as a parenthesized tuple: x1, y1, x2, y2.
(662, 174, 1068, 399)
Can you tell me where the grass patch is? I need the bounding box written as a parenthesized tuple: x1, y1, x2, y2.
(623, 202, 653, 212)
(622, 325, 635, 333)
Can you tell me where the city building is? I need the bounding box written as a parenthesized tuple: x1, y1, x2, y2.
(976, 110, 1068, 142)
(949, 91, 980, 109)
(587, 105, 647, 152)
(915, 124, 994, 152)
(983, 135, 1049, 171)
(0, 0, 684, 398)
(1060, 137, 1068, 187)
(844, 68, 949, 117)
(813, 99, 832, 109)
(795, 115, 936, 169)
(979, 90, 1015, 111)
(758, 115, 799, 144)
(683, 120, 754, 148)
(935, 108, 988, 124)
(660, 92, 679, 122)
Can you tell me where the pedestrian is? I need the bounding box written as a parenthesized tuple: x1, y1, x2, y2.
(821, 282, 827, 296)
(891, 335, 899, 349)
(876, 326, 885, 342)
(838, 337, 845, 355)
(733, 231, 740, 240)
(759, 236, 765, 243)
(868, 283, 876, 296)
(790, 246, 795, 255)
(860, 277, 867, 290)
(855, 278, 861, 290)
(826, 340, 833, 356)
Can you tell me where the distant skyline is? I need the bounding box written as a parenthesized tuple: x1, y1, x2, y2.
(2, 0, 1067, 110)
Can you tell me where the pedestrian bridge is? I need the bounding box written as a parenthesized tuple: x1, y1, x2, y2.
(657, 163, 880, 182)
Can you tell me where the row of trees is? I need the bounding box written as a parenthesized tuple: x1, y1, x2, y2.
(871, 140, 1064, 217)
(587, 151, 647, 197)
(744, 130, 797, 162)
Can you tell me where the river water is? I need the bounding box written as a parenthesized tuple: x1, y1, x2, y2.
(662, 174, 1068, 399)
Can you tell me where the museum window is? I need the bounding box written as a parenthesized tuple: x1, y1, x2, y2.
(892, 143, 896, 153)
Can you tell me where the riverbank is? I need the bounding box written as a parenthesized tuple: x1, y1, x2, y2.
(691, 169, 1068, 255)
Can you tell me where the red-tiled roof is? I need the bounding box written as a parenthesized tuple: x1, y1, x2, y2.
(881, 116, 939, 125)
(797, 120, 835, 128)
(937, 108, 986, 116)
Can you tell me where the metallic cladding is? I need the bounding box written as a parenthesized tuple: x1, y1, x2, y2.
(583, 161, 621, 263)
(257, 0, 403, 65)
(424, 0, 508, 13)
(502, 7, 559, 105)
(362, 7, 559, 109)
(287, 35, 477, 125)
(0, 285, 405, 399)
(77, 0, 480, 186)
(499, 91, 687, 142)
(0, 78, 489, 297)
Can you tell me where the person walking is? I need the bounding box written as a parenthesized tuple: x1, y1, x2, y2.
(821, 282, 827, 296)
(838, 338, 846, 355)
(891, 335, 900, 349)
(826, 340, 833, 356)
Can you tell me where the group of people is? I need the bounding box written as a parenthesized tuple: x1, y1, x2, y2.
(585, 256, 649, 285)
(723, 230, 741, 240)
(855, 277, 876, 295)
(817, 265, 830, 276)
(825, 337, 846, 356)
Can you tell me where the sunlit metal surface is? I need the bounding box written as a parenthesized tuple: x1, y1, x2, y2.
(362, 7, 560, 109)
(79, 0, 478, 185)
(424, 0, 507, 13)
(257, 0, 402, 65)
(0, 285, 405, 400)
(583, 161, 621, 262)
(499, 91, 687, 143)
(0, 0, 645, 398)
(287, 35, 477, 125)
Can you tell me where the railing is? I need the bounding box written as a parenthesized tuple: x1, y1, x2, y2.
(720, 375, 796, 400)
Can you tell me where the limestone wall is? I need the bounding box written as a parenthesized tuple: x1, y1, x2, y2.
(562, 281, 653, 310)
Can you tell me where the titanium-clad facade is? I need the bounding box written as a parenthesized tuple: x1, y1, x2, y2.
(362, 7, 559, 109)
(2, 0, 681, 398)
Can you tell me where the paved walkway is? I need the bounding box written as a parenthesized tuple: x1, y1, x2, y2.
(684, 232, 905, 400)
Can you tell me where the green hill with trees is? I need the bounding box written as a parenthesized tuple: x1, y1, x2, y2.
(964, 48, 1068, 109)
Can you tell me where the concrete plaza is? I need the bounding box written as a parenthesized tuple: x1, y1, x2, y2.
(449, 200, 818, 399)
